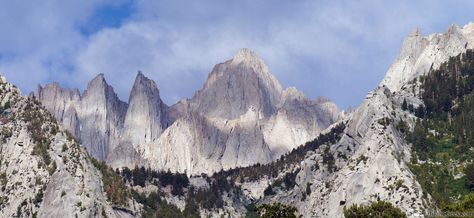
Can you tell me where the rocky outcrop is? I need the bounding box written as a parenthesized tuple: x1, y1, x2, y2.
(106, 72, 170, 168)
(263, 88, 341, 155)
(381, 23, 474, 91)
(0, 76, 137, 218)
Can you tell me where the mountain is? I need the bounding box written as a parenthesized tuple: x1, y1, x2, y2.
(36, 48, 341, 175)
(137, 49, 341, 174)
(0, 76, 138, 217)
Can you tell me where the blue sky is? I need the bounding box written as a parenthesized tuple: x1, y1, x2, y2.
(2, 0, 474, 109)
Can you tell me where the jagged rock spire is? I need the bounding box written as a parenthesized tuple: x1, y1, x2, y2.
(123, 71, 168, 146)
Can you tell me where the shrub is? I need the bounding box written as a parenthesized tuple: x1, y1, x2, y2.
(90, 158, 129, 206)
(466, 163, 474, 190)
(256, 203, 298, 218)
(264, 185, 275, 196)
(0, 172, 7, 191)
(343, 201, 407, 218)
(48, 161, 57, 176)
(442, 193, 474, 212)
(322, 146, 336, 172)
(305, 183, 312, 196)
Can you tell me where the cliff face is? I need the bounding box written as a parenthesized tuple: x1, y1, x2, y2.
(79, 74, 128, 161)
(36, 49, 341, 175)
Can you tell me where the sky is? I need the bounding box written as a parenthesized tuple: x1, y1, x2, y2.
(2, 1, 474, 109)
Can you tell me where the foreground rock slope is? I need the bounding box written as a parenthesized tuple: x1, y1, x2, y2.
(0, 75, 138, 218)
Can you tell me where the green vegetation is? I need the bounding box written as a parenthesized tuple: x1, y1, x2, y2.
(0, 172, 6, 191)
(131, 190, 188, 218)
(90, 158, 129, 206)
(466, 163, 474, 191)
(256, 203, 298, 218)
(1, 127, 12, 143)
(305, 183, 312, 196)
(33, 185, 45, 206)
(442, 192, 474, 213)
(48, 161, 57, 176)
(301, 182, 312, 201)
(264, 169, 301, 196)
(22, 101, 58, 167)
(322, 146, 336, 172)
(244, 203, 259, 218)
(407, 50, 474, 210)
(119, 165, 240, 215)
(120, 166, 189, 195)
(343, 201, 407, 218)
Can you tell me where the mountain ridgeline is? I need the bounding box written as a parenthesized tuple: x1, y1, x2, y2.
(36, 48, 342, 175)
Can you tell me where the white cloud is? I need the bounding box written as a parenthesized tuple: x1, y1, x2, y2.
(0, 0, 126, 93)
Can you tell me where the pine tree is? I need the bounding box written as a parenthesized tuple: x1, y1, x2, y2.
(402, 98, 408, 111)
(466, 163, 474, 190)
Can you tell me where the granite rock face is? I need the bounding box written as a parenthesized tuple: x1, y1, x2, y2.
(190, 48, 283, 119)
(36, 74, 128, 160)
(123, 72, 168, 146)
(79, 74, 128, 161)
(36, 48, 341, 174)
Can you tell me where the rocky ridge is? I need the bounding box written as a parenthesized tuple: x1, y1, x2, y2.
(381, 23, 474, 92)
